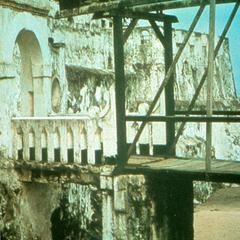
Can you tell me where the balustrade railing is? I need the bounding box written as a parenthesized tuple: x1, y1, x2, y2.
(11, 115, 170, 165)
(12, 116, 103, 164)
(126, 120, 166, 156)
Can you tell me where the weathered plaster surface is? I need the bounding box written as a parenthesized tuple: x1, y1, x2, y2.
(50, 14, 240, 161)
(0, 158, 102, 240)
(0, 1, 240, 240)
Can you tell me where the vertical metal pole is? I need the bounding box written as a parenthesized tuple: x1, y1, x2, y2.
(113, 16, 127, 167)
(206, 0, 215, 171)
(164, 20, 175, 155)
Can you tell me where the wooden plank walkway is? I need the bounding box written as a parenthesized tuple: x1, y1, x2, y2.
(124, 156, 240, 183)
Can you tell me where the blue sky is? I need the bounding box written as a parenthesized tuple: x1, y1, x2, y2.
(165, 3, 240, 96)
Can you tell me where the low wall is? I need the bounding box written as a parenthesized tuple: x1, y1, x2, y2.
(0, 159, 194, 240)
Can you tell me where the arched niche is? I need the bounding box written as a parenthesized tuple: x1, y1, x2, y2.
(51, 78, 61, 113)
(0, 12, 50, 65)
(14, 29, 43, 116)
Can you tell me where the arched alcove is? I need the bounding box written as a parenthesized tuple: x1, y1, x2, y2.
(14, 29, 43, 116)
(51, 78, 61, 113)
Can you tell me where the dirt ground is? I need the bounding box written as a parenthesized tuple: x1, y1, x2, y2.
(194, 186, 240, 240)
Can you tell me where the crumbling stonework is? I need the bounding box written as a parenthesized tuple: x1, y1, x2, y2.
(51, 183, 102, 240)
(101, 172, 194, 240)
(0, 159, 102, 240)
(0, 1, 240, 240)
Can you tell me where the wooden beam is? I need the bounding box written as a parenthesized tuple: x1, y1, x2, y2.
(126, 115, 240, 123)
(149, 20, 166, 47)
(113, 15, 127, 167)
(127, 4, 205, 160)
(174, 110, 240, 115)
(119, 11, 178, 22)
(164, 20, 175, 155)
(123, 19, 138, 45)
(130, 0, 237, 12)
(57, 0, 237, 18)
(92, 10, 178, 22)
(206, 0, 216, 172)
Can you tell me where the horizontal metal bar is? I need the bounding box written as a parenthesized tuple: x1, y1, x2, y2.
(126, 115, 240, 123)
(174, 110, 240, 116)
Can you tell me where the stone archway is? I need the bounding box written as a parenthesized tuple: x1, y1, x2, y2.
(0, 12, 52, 117)
(0, 11, 51, 158)
(14, 29, 43, 116)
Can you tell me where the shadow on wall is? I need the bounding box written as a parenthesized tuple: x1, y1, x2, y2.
(51, 207, 101, 240)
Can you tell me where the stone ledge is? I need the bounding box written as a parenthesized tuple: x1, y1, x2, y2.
(0, 63, 15, 80)
(14, 160, 101, 185)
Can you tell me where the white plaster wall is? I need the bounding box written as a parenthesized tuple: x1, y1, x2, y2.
(0, 7, 52, 157)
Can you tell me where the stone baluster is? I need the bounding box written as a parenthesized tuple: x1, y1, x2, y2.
(80, 127, 87, 164)
(95, 127, 102, 164)
(67, 126, 74, 163)
(47, 123, 55, 163)
(41, 128, 48, 162)
(73, 121, 81, 163)
(13, 125, 23, 160)
(86, 120, 95, 164)
(35, 121, 42, 161)
(22, 122, 30, 161)
(29, 127, 35, 161)
(54, 127, 61, 162)
(148, 123, 154, 156)
(60, 122, 68, 163)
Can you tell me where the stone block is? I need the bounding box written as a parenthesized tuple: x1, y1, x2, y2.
(100, 175, 113, 191)
(114, 190, 127, 212)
